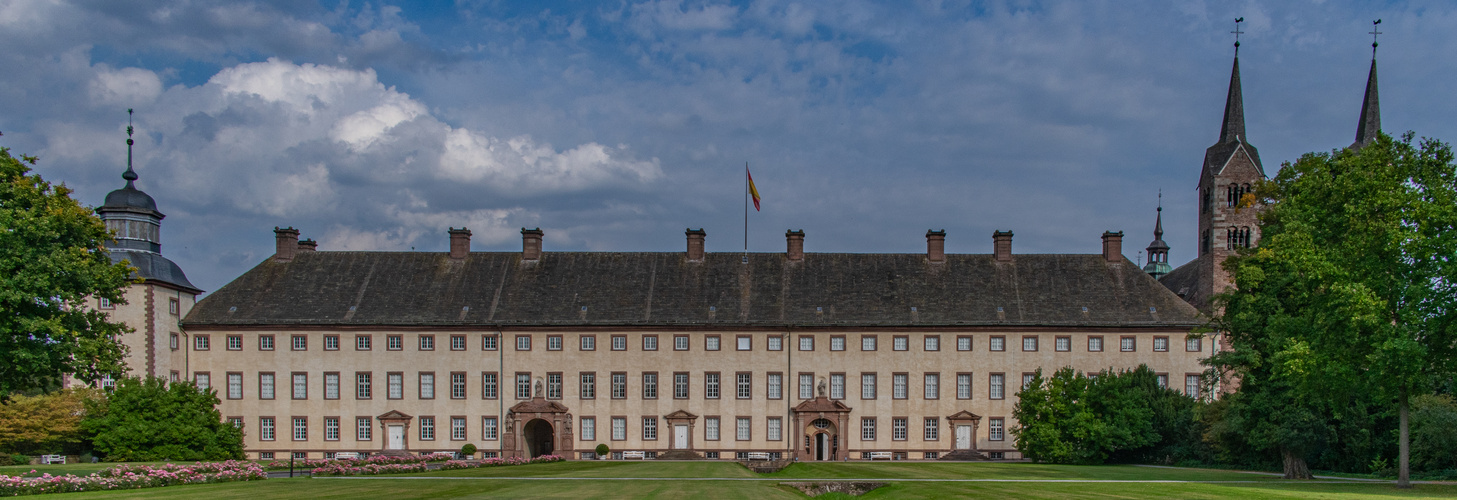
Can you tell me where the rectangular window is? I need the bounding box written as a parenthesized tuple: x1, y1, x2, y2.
(893, 336, 908, 351)
(388, 373, 403, 399)
(98, 297, 113, 309)
(674, 335, 689, 351)
(674, 373, 689, 399)
(170, 333, 179, 350)
(830, 373, 845, 399)
(990, 336, 1005, 351)
(579, 417, 594, 441)
(194, 335, 210, 351)
(925, 373, 940, 399)
(483, 417, 498, 440)
(260, 372, 275, 400)
(547, 335, 562, 351)
(420, 416, 436, 440)
(354, 373, 372, 399)
(1154, 336, 1169, 352)
(893, 373, 908, 399)
(799, 373, 813, 399)
(736, 373, 752, 399)
(862, 335, 877, 351)
(227, 373, 242, 399)
(831, 336, 845, 351)
(642, 417, 658, 440)
(515, 335, 530, 351)
(1121, 336, 1136, 352)
(482, 372, 498, 399)
(194, 372, 210, 390)
(767, 373, 782, 399)
(611, 372, 627, 399)
(292, 372, 307, 400)
(767, 417, 782, 441)
(957, 373, 972, 399)
(324, 417, 339, 441)
(1157, 373, 1169, 388)
(579, 372, 595, 399)
(706, 373, 720, 399)
(580, 335, 596, 351)
(611, 335, 626, 351)
(1023, 373, 1035, 390)
(1186, 337, 1202, 352)
(799, 335, 814, 351)
(387, 335, 402, 351)
(260, 417, 275, 441)
(356, 335, 371, 350)
(924, 336, 940, 351)
(705, 417, 720, 441)
(1089, 336, 1104, 351)
(451, 335, 466, 351)
(861, 418, 876, 441)
(861, 373, 877, 399)
(482, 334, 498, 351)
(292, 335, 307, 351)
(957, 336, 972, 351)
(767, 335, 783, 351)
(325, 372, 339, 400)
(990, 374, 1005, 400)
(643, 372, 658, 399)
(420, 372, 436, 399)
(1186, 375, 1201, 398)
(736, 417, 751, 440)
(357, 417, 372, 440)
(643, 335, 658, 351)
(990, 418, 1005, 440)
(227, 335, 242, 350)
(419, 335, 435, 351)
(292, 417, 307, 441)
(517, 373, 532, 399)
(169, 297, 180, 315)
(452, 372, 468, 399)
(705, 335, 721, 351)
(1022, 336, 1038, 351)
(736, 336, 751, 351)
(324, 335, 338, 350)
(892, 418, 908, 440)
(924, 417, 939, 440)
(611, 417, 626, 440)
(451, 417, 466, 440)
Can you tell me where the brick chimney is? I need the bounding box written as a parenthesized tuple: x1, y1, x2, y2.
(992, 230, 1013, 262)
(926, 230, 946, 263)
(521, 228, 543, 261)
(449, 227, 472, 260)
(686, 228, 706, 262)
(786, 229, 805, 261)
(273, 227, 299, 262)
(1102, 231, 1124, 262)
(297, 239, 318, 253)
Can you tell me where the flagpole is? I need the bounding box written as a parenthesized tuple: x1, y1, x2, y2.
(744, 162, 749, 258)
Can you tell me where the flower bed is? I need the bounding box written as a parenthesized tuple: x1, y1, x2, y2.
(438, 455, 565, 470)
(316, 454, 565, 476)
(265, 453, 451, 470)
(0, 460, 265, 496)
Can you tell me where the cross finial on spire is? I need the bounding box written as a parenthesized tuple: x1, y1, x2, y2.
(1370, 19, 1382, 58)
(1232, 17, 1245, 57)
(123, 109, 138, 188)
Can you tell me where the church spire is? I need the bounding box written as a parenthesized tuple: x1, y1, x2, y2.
(1144, 192, 1171, 280)
(1218, 19, 1247, 145)
(1352, 20, 1382, 150)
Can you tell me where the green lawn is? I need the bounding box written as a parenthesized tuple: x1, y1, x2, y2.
(11, 461, 1457, 499)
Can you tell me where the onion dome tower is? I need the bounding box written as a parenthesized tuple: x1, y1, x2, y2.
(1143, 194, 1172, 279)
(96, 110, 200, 293)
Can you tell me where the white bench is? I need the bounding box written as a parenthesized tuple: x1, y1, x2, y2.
(868, 452, 892, 461)
(41, 455, 65, 464)
(621, 451, 646, 460)
(333, 452, 361, 460)
(745, 452, 771, 461)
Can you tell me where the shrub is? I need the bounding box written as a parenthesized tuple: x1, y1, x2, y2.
(595, 444, 609, 456)
(81, 376, 243, 461)
(460, 444, 477, 457)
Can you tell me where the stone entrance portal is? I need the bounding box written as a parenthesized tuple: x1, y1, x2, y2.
(940, 410, 989, 461)
(523, 419, 554, 457)
(503, 397, 573, 459)
(376, 410, 413, 456)
(792, 396, 851, 462)
(659, 410, 701, 459)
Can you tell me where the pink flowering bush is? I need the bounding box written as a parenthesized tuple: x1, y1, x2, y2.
(0, 460, 265, 496)
(309, 462, 429, 476)
(265, 453, 452, 470)
(438, 455, 564, 471)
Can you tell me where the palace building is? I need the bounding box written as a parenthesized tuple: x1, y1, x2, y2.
(86, 48, 1383, 462)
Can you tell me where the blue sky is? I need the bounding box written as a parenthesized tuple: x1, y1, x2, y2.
(3, 0, 1455, 293)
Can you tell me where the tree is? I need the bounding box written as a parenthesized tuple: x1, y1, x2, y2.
(0, 388, 100, 454)
(1013, 365, 1194, 464)
(81, 377, 244, 461)
(1214, 133, 1457, 485)
(0, 147, 135, 398)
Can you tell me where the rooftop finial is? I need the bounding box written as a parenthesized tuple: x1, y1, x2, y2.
(1232, 17, 1245, 57)
(1370, 19, 1382, 58)
(123, 108, 137, 188)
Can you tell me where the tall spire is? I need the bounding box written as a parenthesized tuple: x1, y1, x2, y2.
(123, 108, 138, 188)
(1144, 191, 1172, 280)
(1352, 20, 1382, 150)
(1219, 18, 1247, 145)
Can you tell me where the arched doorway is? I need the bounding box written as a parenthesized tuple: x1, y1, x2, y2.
(523, 419, 554, 458)
(810, 418, 837, 461)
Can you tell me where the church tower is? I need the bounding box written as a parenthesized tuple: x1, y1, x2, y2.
(86, 111, 202, 386)
(1352, 21, 1382, 151)
(1143, 195, 1171, 280)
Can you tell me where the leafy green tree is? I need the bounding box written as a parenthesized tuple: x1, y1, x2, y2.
(0, 147, 134, 398)
(0, 388, 100, 454)
(81, 377, 244, 461)
(1214, 133, 1457, 486)
(1013, 365, 1193, 464)
(1410, 394, 1457, 472)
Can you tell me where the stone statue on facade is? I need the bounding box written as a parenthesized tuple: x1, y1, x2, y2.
(817, 377, 827, 397)
(534, 377, 544, 398)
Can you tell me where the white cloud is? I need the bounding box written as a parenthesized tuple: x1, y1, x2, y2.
(89, 66, 163, 106)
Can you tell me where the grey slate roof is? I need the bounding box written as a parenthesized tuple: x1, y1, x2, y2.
(185, 251, 1201, 328)
(110, 250, 202, 294)
(1205, 57, 1265, 177)
(1158, 257, 1207, 312)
